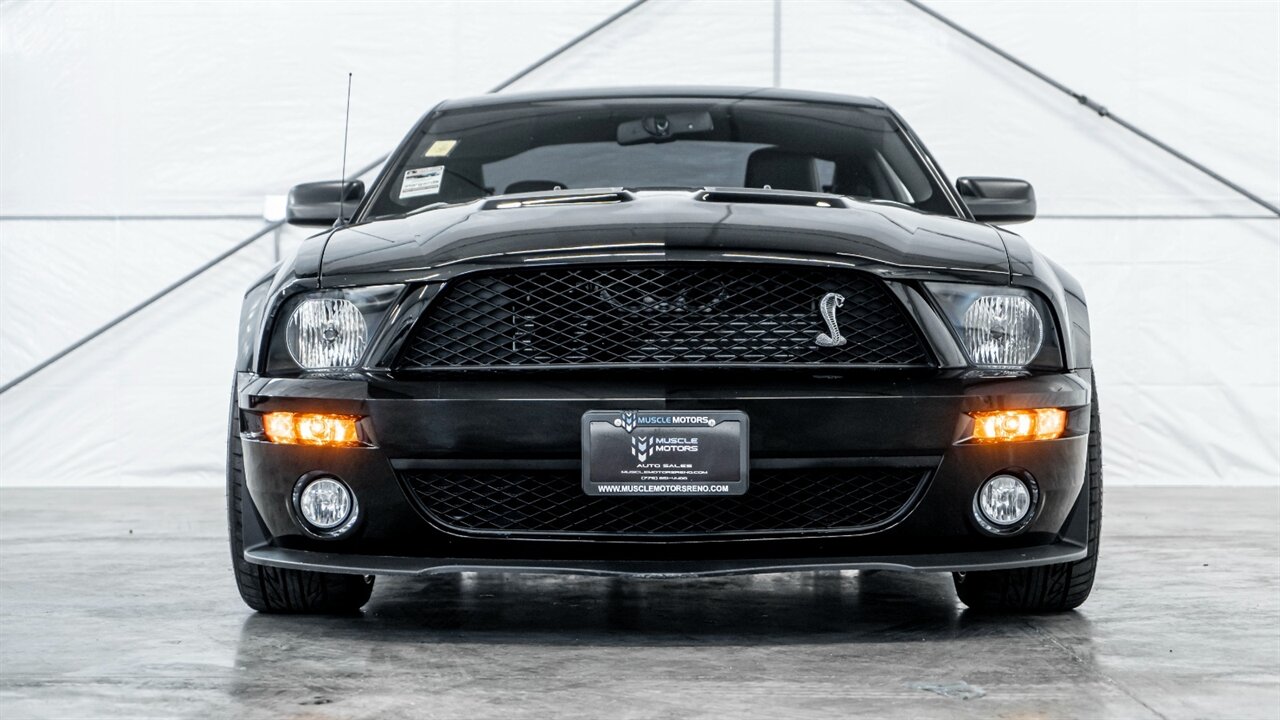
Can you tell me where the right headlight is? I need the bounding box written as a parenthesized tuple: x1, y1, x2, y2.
(286, 297, 369, 369)
(266, 285, 403, 372)
(926, 283, 1063, 369)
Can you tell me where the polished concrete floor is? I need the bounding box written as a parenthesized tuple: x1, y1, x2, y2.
(0, 487, 1276, 719)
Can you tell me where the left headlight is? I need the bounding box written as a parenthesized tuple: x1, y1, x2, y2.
(267, 286, 403, 371)
(927, 283, 1063, 369)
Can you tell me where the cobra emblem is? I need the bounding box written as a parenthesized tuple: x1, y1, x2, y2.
(815, 292, 848, 347)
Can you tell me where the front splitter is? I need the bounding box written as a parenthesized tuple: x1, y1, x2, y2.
(244, 540, 1086, 578)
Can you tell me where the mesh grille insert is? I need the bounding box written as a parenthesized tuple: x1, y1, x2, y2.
(397, 265, 930, 368)
(401, 467, 928, 538)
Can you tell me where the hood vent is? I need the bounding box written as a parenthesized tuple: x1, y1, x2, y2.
(697, 188, 849, 208)
(483, 189, 633, 210)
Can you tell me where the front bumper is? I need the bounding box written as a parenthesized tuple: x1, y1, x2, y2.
(234, 368, 1093, 576)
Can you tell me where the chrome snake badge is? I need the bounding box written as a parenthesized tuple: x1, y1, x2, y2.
(814, 292, 848, 347)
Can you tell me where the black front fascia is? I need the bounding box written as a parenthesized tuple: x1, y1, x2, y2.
(234, 367, 1092, 564)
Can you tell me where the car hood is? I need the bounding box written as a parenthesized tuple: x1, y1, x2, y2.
(316, 190, 1011, 287)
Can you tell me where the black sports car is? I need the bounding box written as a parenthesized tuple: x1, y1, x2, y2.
(229, 87, 1101, 614)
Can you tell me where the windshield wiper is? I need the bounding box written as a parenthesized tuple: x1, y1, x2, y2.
(624, 185, 701, 192)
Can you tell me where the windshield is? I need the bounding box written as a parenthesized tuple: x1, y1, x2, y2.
(365, 97, 955, 218)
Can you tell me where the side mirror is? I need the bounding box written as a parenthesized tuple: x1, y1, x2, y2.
(956, 177, 1036, 224)
(285, 180, 365, 226)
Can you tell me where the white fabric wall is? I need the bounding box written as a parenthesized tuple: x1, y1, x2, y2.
(1, 0, 1277, 486)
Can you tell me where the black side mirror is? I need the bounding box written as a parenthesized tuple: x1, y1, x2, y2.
(285, 180, 365, 226)
(956, 177, 1036, 224)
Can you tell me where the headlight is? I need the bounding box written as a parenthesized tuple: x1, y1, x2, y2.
(927, 283, 1061, 369)
(287, 298, 367, 368)
(960, 294, 1042, 366)
(268, 286, 403, 371)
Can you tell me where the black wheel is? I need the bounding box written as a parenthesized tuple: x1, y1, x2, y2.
(227, 395, 374, 614)
(954, 376, 1102, 612)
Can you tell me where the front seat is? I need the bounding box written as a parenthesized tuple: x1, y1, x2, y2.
(744, 148, 819, 192)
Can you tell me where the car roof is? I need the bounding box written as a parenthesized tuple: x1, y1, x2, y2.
(434, 86, 888, 111)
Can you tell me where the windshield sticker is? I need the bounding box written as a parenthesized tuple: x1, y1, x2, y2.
(424, 139, 458, 157)
(400, 166, 444, 199)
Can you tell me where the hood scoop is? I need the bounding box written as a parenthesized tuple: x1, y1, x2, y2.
(697, 187, 850, 208)
(483, 189, 634, 210)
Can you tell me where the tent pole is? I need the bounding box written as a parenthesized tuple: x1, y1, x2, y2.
(0, 221, 284, 395)
(490, 0, 650, 93)
(901, 0, 1279, 217)
(0, 0, 655, 396)
(773, 0, 782, 88)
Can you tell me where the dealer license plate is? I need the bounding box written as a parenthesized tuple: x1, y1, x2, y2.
(581, 410, 749, 496)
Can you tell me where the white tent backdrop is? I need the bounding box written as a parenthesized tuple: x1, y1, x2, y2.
(1, 0, 1277, 486)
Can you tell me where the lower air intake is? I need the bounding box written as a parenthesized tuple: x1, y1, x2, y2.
(400, 467, 930, 538)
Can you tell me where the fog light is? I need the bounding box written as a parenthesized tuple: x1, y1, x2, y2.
(263, 412, 361, 446)
(970, 408, 1066, 443)
(297, 476, 354, 531)
(975, 475, 1033, 529)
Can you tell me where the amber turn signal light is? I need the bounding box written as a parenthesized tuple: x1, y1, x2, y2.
(969, 408, 1067, 443)
(262, 412, 361, 447)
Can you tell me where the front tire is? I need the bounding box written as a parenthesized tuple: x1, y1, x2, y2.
(227, 395, 374, 614)
(953, 376, 1103, 612)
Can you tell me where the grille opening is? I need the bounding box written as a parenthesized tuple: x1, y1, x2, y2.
(397, 264, 931, 369)
(400, 467, 929, 538)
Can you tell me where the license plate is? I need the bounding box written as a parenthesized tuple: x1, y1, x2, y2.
(581, 410, 749, 496)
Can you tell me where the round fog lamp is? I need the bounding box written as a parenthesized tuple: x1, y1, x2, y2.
(976, 475, 1032, 528)
(297, 477, 353, 530)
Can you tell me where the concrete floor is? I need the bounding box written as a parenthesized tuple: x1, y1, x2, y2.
(0, 487, 1276, 719)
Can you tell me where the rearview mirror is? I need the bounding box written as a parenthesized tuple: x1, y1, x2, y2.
(956, 177, 1036, 224)
(617, 111, 714, 145)
(285, 180, 365, 226)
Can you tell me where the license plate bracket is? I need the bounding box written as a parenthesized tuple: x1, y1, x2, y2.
(581, 410, 749, 496)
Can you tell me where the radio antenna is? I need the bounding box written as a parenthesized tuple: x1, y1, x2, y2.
(338, 72, 352, 226)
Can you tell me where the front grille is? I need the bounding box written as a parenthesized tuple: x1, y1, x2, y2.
(400, 467, 929, 538)
(397, 265, 930, 369)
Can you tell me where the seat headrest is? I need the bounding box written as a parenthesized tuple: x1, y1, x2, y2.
(744, 148, 819, 192)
